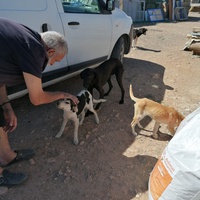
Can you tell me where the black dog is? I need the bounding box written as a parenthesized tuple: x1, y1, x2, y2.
(80, 58, 125, 110)
(132, 28, 148, 48)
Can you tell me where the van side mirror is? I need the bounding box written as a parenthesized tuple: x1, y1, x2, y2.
(106, 0, 115, 11)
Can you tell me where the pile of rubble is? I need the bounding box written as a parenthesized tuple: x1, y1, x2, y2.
(183, 27, 200, 55)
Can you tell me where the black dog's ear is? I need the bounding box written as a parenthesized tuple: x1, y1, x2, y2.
(80, 68, 92, 79)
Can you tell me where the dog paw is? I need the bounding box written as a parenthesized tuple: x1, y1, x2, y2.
(132, 132, 138, 136)
(119, 100, 124, 104)
(152, 134, 159, 139)
(55, 133, 62, 138)
(73, 139, 79, 145)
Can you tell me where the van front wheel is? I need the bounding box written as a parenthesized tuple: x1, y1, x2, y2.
(110, 37, 125, 63)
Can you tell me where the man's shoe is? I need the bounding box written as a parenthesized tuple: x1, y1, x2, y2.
(0, 149, 35, 167)
(0, 170, 28, 187)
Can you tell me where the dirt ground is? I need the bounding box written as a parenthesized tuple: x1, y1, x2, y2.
(0, 11, 200, 200)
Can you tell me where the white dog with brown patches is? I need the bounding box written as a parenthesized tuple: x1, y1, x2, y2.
(55, 90, 106, 145)
(129, 84, 185, 138)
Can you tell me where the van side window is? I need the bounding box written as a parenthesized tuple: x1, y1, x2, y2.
(61, 0, 101, 13)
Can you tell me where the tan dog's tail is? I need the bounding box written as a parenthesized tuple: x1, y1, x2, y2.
(93, 98, 106, 104)
(129, 84, 139, 102)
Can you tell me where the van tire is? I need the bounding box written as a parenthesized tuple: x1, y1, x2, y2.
(110, 37, 125, 63)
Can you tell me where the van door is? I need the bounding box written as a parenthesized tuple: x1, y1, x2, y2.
(0, 0, 69, 74)
(57, 0, 112, 71)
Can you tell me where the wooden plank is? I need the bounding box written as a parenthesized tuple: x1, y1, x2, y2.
(193, 27, 200, 33)
(168, 0, 173, 20)
(119, 0, 123, 10)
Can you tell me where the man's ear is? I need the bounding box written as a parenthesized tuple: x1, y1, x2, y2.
(47, 48, 55, 57)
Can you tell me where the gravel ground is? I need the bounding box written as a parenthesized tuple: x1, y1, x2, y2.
(0, 11, 200, 200)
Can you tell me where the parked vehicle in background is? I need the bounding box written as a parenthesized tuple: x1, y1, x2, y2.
(0, 0, 133, 99)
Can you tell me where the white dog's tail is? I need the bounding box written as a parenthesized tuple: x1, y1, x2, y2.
(93, 98, 106, 104)
(129, 84, 139, 102)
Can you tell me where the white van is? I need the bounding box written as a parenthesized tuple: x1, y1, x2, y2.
(0, 0, 133, 99)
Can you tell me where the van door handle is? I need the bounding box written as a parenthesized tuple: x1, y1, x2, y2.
(42, 23, 48, 32)
(68, 22, 80, 25)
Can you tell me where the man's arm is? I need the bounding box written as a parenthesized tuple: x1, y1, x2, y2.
(0, 84, 10, 106)
(23, 72, 78, 106)
(0, 85, 17, 132)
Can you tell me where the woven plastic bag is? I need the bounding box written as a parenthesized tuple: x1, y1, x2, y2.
(148, 107, 200, 200)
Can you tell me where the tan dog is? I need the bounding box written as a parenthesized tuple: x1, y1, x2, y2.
(129, 84, 185, 138)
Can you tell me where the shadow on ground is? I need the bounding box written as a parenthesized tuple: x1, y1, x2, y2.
(4, 56, 172, 200)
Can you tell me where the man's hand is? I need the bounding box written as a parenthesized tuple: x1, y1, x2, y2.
(65, 94, 79, 105)
(0, 85, 17, 132)
(3, 108, 17, 132)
